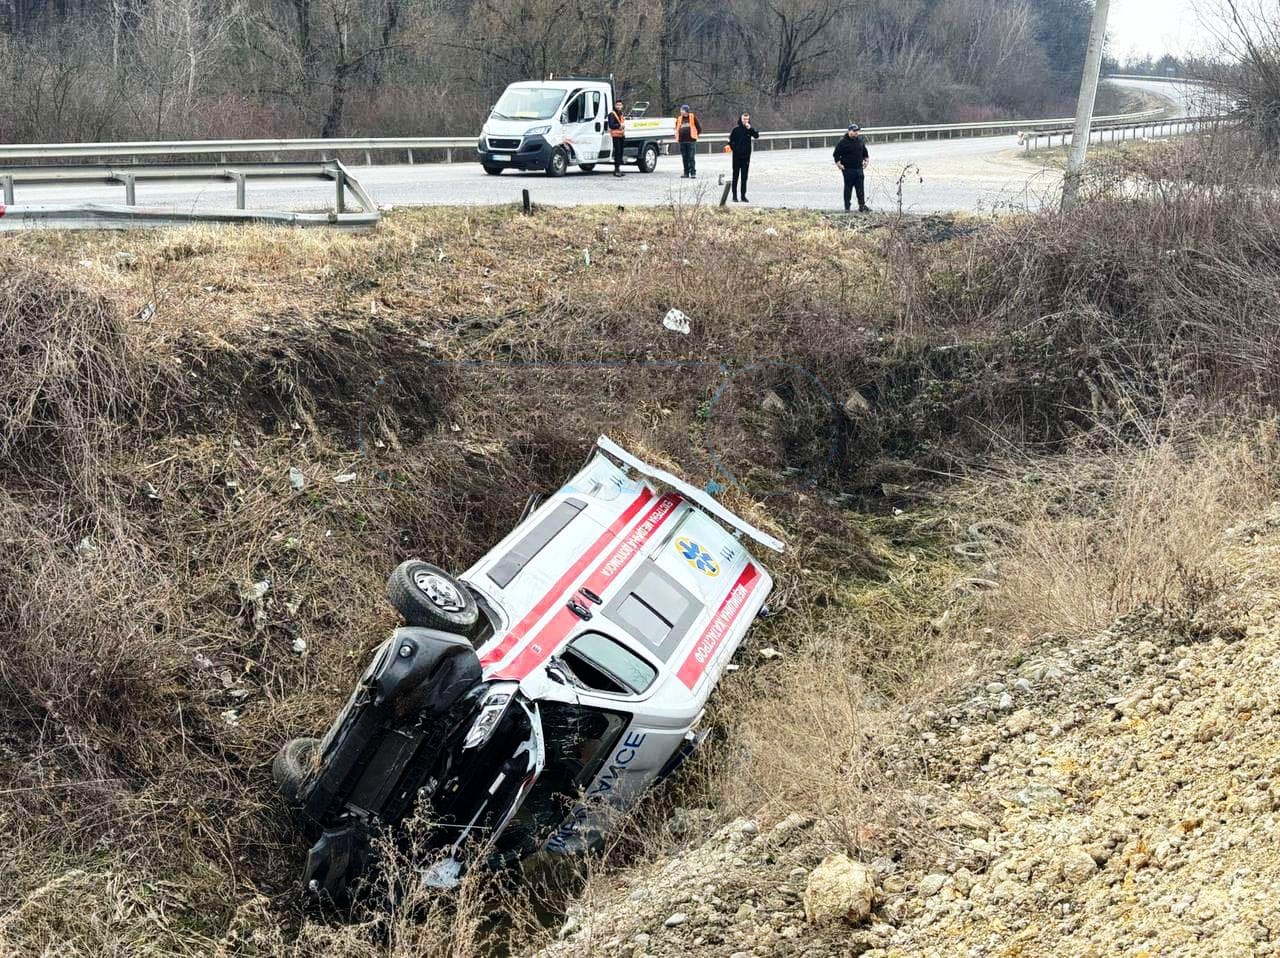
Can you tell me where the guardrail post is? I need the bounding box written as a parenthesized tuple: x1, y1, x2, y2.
(335, 170, 346, 213)
(230, 172, 246, 210)
(1, 174, 13, 205)
(365, 150, 372, 165)
(121, 174, 136, 206)
(407, 150, 414, 165)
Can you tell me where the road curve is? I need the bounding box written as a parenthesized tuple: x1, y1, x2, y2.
(6, 79, 1192, 218)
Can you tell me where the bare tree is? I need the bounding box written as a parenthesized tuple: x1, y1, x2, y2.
(1197, 0, 1280, 146)
(761, 0, 842, 95)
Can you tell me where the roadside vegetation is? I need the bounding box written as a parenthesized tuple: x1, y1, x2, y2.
(0, 0, 1103, 142)
(3, 129, 1280, 955)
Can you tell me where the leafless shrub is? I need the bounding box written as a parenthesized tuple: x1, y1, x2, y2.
(0, 257, 147, 490)
(977, 424, 1280, 638)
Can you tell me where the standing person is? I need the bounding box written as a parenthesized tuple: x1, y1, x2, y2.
(607, 100, 627, 177)
(728, 111, 759, 202)
(674, 104, 702, 178)
(833, 123, 871, 212)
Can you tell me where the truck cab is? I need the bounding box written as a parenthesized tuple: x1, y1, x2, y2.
(476, 77, 675, 177)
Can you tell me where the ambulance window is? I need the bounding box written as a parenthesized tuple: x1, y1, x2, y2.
(489, 497, 586, 588)
(605, 563, 701, 659)
(589, 91, 601, 118)
(562, 632, 657, 695)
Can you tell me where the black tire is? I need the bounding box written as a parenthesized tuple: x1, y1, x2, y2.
(546, 148, 569, 177)
(387, 559, 479, 633)
(482, 165, 504, 175)
(274, 737, 320, 803)
(638, 143, 659, 173)
(578, 163, 596, 172)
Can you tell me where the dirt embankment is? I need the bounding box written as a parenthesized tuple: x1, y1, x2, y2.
(538, 506, 1280, 958)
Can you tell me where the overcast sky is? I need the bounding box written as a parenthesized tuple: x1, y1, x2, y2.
(1108, 0, 1208, 59)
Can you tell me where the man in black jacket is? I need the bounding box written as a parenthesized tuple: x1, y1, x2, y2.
(728, 112, 759, 202)
(833, 124, 870, 212)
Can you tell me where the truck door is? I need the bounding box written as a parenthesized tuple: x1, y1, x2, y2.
(560, 89, 600, 165)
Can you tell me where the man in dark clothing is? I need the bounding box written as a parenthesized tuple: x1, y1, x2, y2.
(675, 104, 702, 178)
(607, 101, 626, 177)
(833, 123, 870, 212)
(728, 112, 759, 202)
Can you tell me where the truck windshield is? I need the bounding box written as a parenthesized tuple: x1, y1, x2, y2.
(491, 87, 565, 121)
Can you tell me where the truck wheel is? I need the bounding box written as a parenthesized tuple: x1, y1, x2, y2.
(546, 148, 569, 177)
(482, 165, 503, 175)
(387, 559, 479, 634)
(273, 737, 320, 803)
(578, 163, 596, 173)
(639, 143, 659, 173)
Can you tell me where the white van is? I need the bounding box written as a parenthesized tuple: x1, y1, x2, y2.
(274, 437, 781, 901)
(476, 76, 676, 177)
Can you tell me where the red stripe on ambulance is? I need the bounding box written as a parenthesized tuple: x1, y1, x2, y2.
(493, 492, 683, 680)
(480, 486, 657, 669)
(675, 562, 761, 689)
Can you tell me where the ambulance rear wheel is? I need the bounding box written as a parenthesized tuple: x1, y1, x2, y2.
(578, 164, 596, 173)
(546, 148, 569, 177)
(273, 737, 320, 803)
(638, 143, 659, 173)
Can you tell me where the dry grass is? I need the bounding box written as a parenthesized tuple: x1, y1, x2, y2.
(977, 424, 1280, 639)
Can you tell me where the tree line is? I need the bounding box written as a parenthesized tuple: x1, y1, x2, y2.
(0, 0, 1098, 143)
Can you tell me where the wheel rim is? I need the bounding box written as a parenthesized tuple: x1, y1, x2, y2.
(553, 152, 566, 174)
(644, 147, 657, 171)
(412, 570, 466, 612)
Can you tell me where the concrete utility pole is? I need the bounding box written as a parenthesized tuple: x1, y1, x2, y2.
(1061, 0, 1112, 211)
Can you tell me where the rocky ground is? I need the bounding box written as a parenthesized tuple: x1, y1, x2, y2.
(539, 507, 1280, 958)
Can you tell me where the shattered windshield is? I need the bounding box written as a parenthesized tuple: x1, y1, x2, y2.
(491, 87, 565, 121)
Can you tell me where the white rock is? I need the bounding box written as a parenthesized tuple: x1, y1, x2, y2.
(918, 873, 947, 898)
(1005, 708, 1036, 735)
(664, 912, 689, 927)
(1060, 846, 1098, 884)
(803, 854, 876, 925)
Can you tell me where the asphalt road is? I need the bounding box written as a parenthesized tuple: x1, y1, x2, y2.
(7, 78, 1202, 218)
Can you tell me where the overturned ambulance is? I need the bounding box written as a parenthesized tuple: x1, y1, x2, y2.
(274, 437, 781, 899)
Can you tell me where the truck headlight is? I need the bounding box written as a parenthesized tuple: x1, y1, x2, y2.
(526, 125, 550, 137)
(463, 682, 519, 750)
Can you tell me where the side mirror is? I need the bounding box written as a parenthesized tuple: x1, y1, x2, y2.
(560, 113, 570, 125)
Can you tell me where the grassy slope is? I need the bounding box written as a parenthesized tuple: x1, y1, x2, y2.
(3, 143, 1280, 954)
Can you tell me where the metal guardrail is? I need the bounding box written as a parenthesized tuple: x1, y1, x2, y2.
(0, 159, 379, 231)
(0, 109, 1168, 167)
(1020, 115, 1231, 152)
(0, 204, 379, 231)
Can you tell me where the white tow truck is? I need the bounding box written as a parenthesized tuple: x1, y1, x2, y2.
(476, 76, 676, 177)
